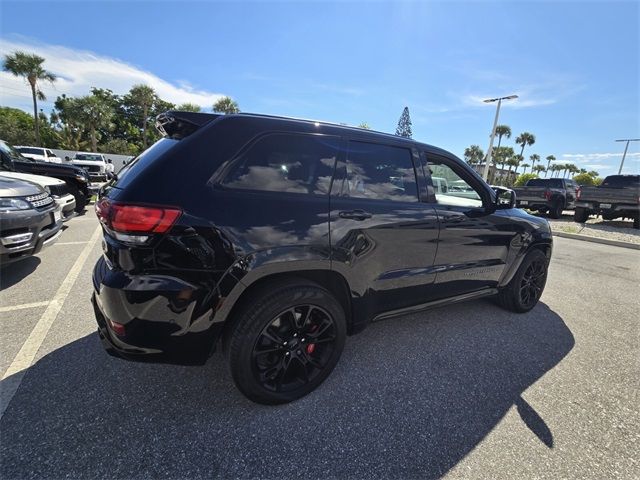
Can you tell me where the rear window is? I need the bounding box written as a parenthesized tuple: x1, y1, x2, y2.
(526, 178, 562, 188)
(111, 138, 179, 189)
(222, 133, 339, 195)
(601, 175, 640, 188)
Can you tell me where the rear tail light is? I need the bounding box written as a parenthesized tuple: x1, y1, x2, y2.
(96, 198, 181, 242)
(544, 190, 552, 201)
(576, 186, 582, 200)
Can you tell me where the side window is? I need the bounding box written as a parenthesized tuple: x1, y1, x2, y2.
(427, 159, 483, 208)
(337, 141, 417, 202)
(222, 134, 338, 195)
(46, 150, 55, 157)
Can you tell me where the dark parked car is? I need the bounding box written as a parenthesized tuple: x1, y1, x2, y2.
(574, 175, 639, 228)
(92, 111, 553, 404)
(0, 140, 91, 213)
(0, 176, 63, 264)
(513, 178, 579, 218)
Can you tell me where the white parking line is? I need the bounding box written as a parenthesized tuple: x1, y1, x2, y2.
(0, 301, 50, 313)
(0, 225, 101, 419)
(54, 241, 89, 246)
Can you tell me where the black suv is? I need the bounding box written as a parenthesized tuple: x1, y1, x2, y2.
(92, 111, 552, 404)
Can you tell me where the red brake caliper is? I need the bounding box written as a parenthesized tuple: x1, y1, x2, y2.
(306, 323, 318, 355)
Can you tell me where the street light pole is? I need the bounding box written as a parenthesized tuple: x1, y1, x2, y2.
(482, 94, 518, 182)
(615, 138, 640, 174)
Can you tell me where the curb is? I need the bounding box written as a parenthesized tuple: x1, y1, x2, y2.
(552, 231, 640, 250)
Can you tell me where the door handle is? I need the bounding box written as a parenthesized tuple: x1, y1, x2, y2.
(338, 209, 372, 221)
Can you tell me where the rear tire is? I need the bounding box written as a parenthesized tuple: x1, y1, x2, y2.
(548, 199, 564, 219)
(574, 208, 589, 223)
(496, 249, 548, 313)
(227, 280, 346, 404)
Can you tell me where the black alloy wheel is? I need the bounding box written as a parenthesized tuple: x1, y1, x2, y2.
(519, 258, 547, 309)
(496, 249, 548, 313)
(252, 305, 337, 393)
(227, 280, 346, 404)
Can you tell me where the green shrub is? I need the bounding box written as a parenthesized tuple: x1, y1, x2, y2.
(514, 173, 538, 187)
(573, 173, 597, 186)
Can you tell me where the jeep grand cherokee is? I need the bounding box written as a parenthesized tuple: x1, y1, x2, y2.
(92, 111, 552, 404)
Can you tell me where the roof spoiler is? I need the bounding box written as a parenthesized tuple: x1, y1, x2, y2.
(155, 111, 221, 139)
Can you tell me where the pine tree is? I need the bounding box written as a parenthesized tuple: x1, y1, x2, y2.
(395, 107, 412, 138)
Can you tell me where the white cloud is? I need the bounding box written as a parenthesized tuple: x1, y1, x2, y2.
(0, 36, 226, 111)
(562, 152, 640, 161)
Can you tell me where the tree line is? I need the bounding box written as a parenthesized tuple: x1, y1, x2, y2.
(464, 125, 601, 187)
(1, 51, 240, 155)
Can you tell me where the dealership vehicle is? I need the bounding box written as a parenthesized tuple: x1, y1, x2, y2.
(71, 152, 108, 186)
(574, 175, 640, 228)
(0, 176, 62, 264)
(14, 146, 62, 164)
(0, 170, 76, 221)
(1, 140, 91, 213)
(92, 111, 552, 404)
(513, 178, 579, 218)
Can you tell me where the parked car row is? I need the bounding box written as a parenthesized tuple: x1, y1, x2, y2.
(513, 175, 639, 228)
(0, 140, 95, 264)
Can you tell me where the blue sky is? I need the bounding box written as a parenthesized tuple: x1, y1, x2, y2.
(1, 1, 638, 175)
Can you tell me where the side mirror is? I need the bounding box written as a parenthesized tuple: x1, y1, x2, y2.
(492, 186, 516, 209)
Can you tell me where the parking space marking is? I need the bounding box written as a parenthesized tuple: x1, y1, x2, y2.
(0, 301, 50, 313)
(0, 225, 101, 419)
(54, 241, 89, 246)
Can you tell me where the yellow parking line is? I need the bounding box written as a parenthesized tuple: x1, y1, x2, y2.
(0, 225, 101, 419)
(0, 301, 50, 313)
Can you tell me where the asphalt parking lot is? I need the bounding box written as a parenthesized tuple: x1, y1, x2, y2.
(1, 212, 638, 479)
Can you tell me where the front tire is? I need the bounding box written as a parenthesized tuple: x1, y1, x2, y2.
(497, 249, 549, 313)
(227, 280, 346, 404)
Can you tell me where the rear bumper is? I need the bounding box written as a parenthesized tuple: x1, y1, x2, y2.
(91, 256, 223, 365)
(575, 202, 639, 215)
(517, 200, 551, 210)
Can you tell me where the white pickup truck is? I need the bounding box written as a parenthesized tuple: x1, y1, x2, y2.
(14, 146, 62, 164)
(71, 152, 109, 193)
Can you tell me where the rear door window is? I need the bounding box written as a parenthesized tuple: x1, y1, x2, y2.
(222, 133, 339, 195)
(333, 141, 418, 202)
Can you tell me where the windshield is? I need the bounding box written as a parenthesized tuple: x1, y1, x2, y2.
(16, 147, 44, 155)
(0, 140, 28, 169)
(74, 154, 104, 161)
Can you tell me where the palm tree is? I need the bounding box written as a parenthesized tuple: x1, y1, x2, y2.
(213, 96, 240, 114)
(545, 155, 556, 177)
(127, 84, 157, 149)
(521, 163, 531, 174)
(494, 124, 511, 149)
(464, 145, 484, 166)
(533, 164, 546, 176)
(72, 94, 114, 152)
(3, 51, 57, 146)
(512, 154, 524, 175)
(588, 170, 599, 178)
(177, 103, 201, 112)
(529, 153, 540, 171)
(515, 132, 536, 161)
